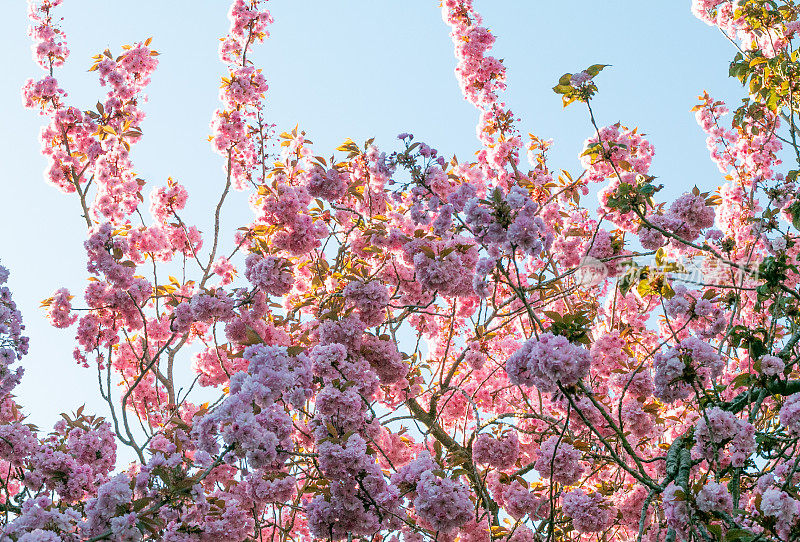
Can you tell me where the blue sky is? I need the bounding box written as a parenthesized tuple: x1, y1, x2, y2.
(0, 1, 747, 432)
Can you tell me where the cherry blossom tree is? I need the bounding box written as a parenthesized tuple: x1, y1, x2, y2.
(3, 0, 800, 540)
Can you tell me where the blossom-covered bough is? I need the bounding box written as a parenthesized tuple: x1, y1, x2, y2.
(5, 0, 800, 540)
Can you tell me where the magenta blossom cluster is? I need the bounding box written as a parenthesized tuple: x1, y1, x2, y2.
(693, 407, 755, 467)
(533, 436, 585, 486)
(472, 431, 519, 469)
(506, 332, 591, 393)
(0, 264, 28, 401)
(653, 336, 724, 403)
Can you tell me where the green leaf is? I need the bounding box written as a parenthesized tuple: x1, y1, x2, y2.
(730, 373, 754, 390)
(788, 200, 800, 231)
(543, 311, 562, 322)
(585, 63, 610, 76)
(725, 529, 754, 542)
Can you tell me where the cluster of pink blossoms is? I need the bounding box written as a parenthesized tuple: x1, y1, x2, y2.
(533, 436, 585, 486)
(692, 0, 792, 58)
(210, 0, 276, 190)
(148, 179, 188, 222)
(441, 0, 523, 184)
(249, 180, 328, 254)
(0, 264, 28, 401)
(695, 93, 783, 187)
(781, 393, 800, 435)
(27, 0, 68, 70)
(581, 124, 655, 183)
(581, 124, 657, 232)
(463, 186, 554, 259)
(44, 287, 77, 329)
(562, 489, 613, 533)
(639, 191, 717, 249)
(472, 431, 518, 469)
(696, 481, 734, 514)
(693, 406, 756, 467)
(663, 285, 726, 340)
(305, 166, 349, 202)
(760, 488, 800, 539)
(244, 253, 294, 297)
(26, 0, 159, 224)
(390, 452, 472, 533)
(653, 337, 724, 402)
(506, 332, 591, 393)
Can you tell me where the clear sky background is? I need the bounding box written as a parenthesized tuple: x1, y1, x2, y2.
(0, 1, 747, 433)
